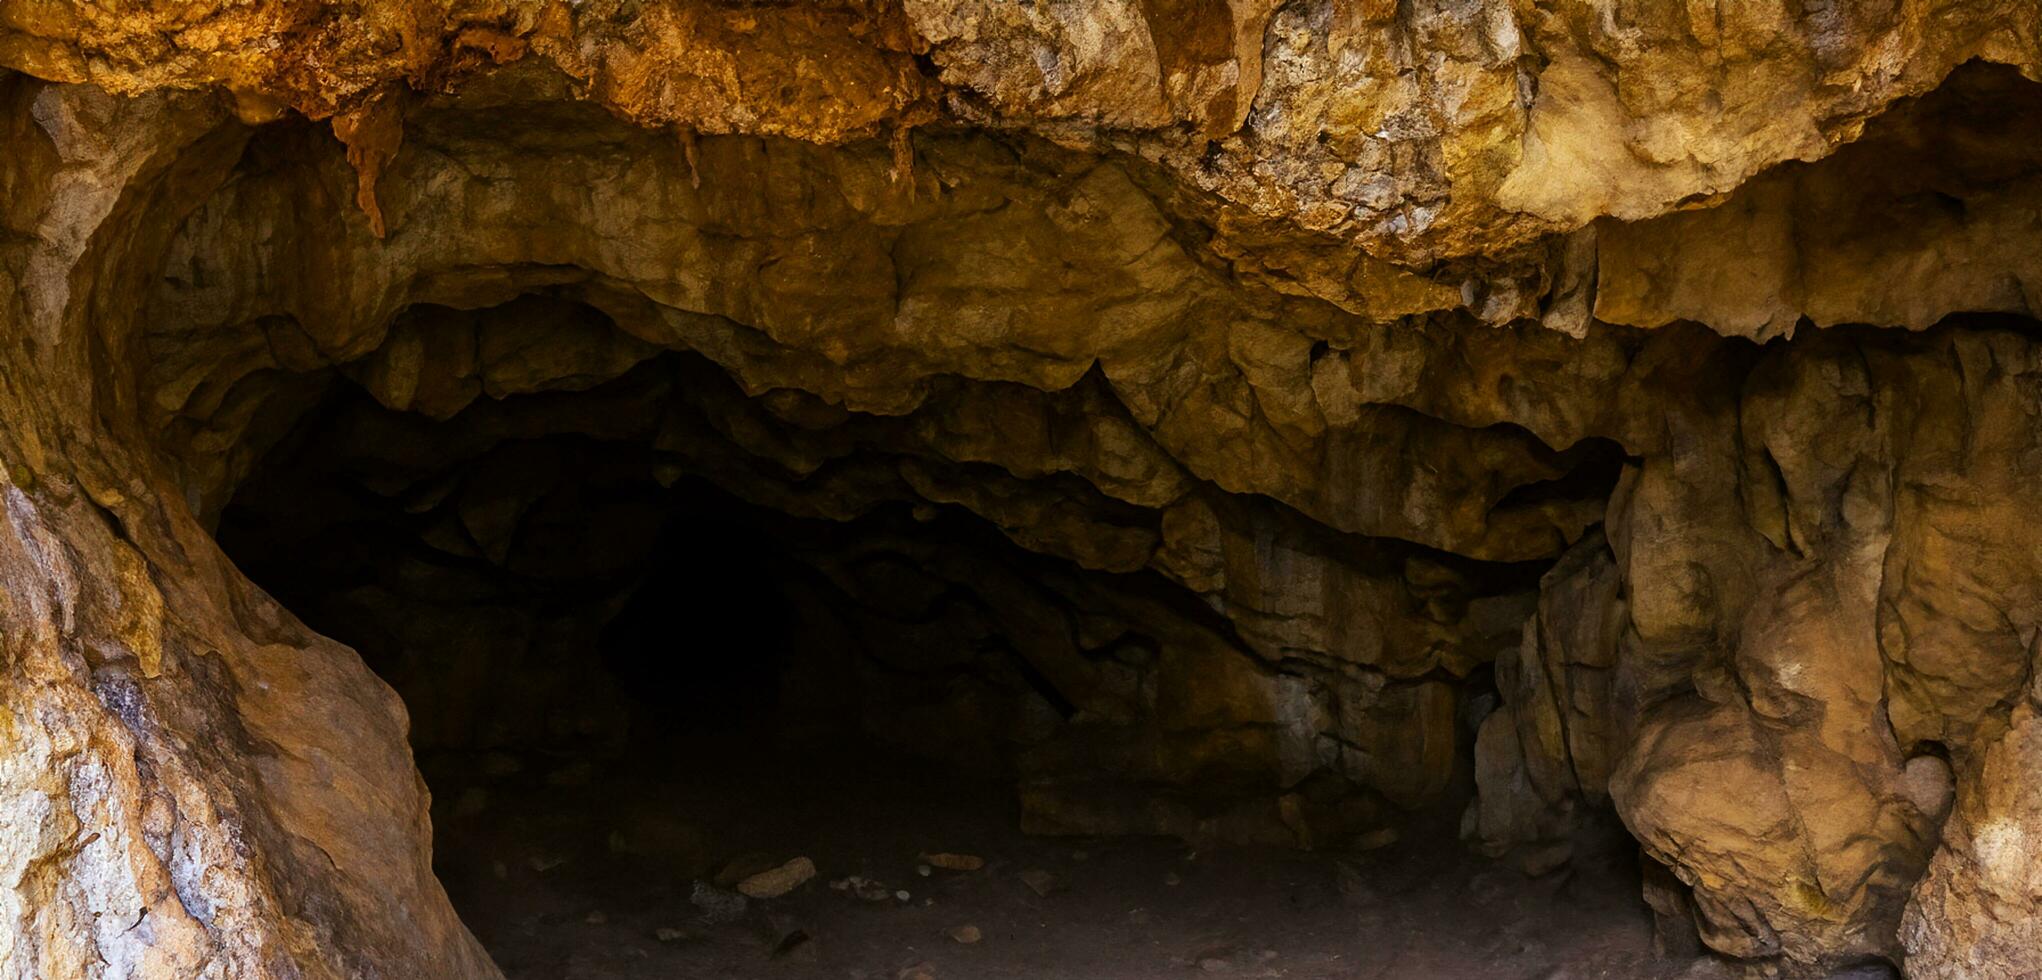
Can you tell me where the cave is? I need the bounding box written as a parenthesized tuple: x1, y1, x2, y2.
(200, 298, 1645, 978)
(5, 5, 2042, 980)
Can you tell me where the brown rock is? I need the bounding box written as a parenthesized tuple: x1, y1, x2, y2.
(736, 857, 817, 899)
(1902, 666, 2042, 979)
(919, 852, 985, 872)
(715, 852, 780, 888)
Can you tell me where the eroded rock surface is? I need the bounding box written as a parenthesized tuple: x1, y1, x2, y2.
(2, 4, 2042, 978)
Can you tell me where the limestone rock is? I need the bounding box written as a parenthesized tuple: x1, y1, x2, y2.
(6, 0, 2040, 270)
(1901, 662, 2042, 979)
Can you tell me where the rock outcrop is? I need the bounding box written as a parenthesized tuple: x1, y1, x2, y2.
(3, 3, 2042, 977)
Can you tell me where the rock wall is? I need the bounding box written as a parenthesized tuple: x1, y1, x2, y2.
(2, 3, 2042, 977)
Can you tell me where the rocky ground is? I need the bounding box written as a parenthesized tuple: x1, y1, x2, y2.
(425, 735, 1729, 980)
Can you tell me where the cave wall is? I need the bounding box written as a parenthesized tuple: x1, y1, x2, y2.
(0, 74, 496, 978)
(2, 4, 2042, 978)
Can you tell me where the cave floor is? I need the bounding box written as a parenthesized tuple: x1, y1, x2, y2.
(423, 735, 1715, 980)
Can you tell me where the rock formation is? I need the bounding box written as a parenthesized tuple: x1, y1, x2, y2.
(2, 2, 2041, 977)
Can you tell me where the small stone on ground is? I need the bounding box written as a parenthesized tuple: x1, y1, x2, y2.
(920, 852, 984, 871)
(737, 856, 817, 898)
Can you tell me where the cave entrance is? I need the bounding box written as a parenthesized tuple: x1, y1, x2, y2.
(204, 296, 1665, 979)
(209, 344, 1078, 976)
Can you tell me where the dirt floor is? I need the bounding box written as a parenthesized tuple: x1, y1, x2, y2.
(423, 736, 1743, 980)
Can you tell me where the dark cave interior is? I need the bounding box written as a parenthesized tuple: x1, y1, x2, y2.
(203, 301, 1672, 980)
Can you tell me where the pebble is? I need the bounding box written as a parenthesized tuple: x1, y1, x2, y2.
(1163, 872, 1182, 886)
(897, 961, 936, 980)
(948, 924, 982, 944)
(737, 856, 816, 899)
(916, 864, 933, 877)
(830, 875, 895, 902)
(689, 881, 748, 924)
(920, 852, 985, 872)
(894, 890, 911, 902)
